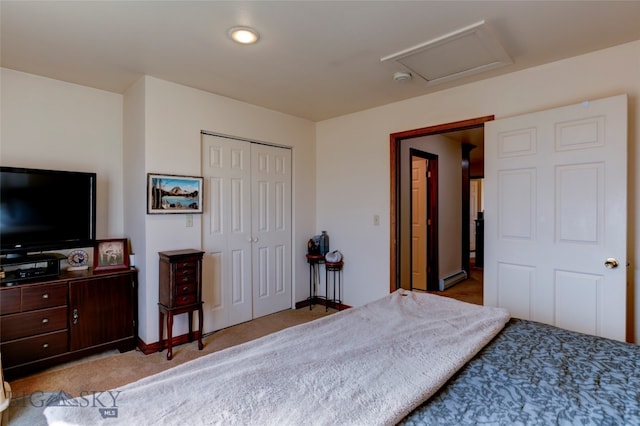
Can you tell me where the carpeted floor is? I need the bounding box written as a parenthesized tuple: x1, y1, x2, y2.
(9, 306, 337, 397)
(5, 306, 336, 425)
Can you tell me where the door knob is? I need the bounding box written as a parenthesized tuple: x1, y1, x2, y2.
(604, 258, 619, 269)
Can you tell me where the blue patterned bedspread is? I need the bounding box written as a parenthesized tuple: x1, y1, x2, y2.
(401, 319, 640, 425)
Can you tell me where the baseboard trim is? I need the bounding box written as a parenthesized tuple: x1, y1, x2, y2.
(137, 331, 202, 355)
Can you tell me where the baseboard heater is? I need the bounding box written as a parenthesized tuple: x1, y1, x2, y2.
(439, 270, 467, 291)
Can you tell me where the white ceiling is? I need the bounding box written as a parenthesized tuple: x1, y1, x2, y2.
(2, 1, 640, 122)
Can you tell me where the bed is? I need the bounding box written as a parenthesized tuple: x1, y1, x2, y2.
(43, 290, 640, 425)
(402, 318, 640, 425)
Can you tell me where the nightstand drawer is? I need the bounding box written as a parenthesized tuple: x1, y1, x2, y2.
(22, 283, 68, 310)
(176, 260, 197, 271)
(1, 306, 68, 340)
(175, 274, 196, 286)
(175, 267, 196, 282)
(175, 282, 196, 295)
(0, 330, 68, 366)
(175, 293, 197, 306)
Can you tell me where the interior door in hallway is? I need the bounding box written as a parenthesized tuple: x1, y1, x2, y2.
(469, 179, 480, 253)
(201, 134, 292, 331)
(484, 94, 627, 341)
(411, 156, 427, 291)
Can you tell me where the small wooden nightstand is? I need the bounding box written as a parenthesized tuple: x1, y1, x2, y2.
(158, 249, 205, 360)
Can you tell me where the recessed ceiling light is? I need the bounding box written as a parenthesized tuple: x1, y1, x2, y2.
(228, 26, 260, 45)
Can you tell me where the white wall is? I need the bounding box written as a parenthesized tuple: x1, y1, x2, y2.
(122, 77, 147, 343)
(1, 68, 124, 244)
(316, 40, 640, 342)
(125, 77, 316, 343)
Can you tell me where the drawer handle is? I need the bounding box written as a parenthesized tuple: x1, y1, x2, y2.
(42, 318, 49, 324)
(42, 293, 49, 299)
(42, 343, 49, 349)
(182, 286, 190, 292)
(73, 308, 79, 325)
(181, 296, 189, 302)
(181, 277, 190, 282)
(180, 262, 190, 267)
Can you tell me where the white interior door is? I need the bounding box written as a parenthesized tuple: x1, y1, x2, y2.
(250, 143, 292, 318)
(201, 134, 292, 331)
(469, 179, 479, 253)
(411, 156, 427, 291)
(484, 94, 627, 341)
(202, 135, 253, 330)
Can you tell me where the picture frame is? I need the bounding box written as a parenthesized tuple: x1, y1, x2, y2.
(147, 173, 204, 214)
(93, 238, 130, 272)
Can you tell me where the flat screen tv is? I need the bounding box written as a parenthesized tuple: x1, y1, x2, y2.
(0, 166, 97, 257)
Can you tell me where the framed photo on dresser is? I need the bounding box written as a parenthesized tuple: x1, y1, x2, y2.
(93, 238, 130, 271)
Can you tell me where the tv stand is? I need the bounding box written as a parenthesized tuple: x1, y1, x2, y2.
(0, 268, 138, 379)
(0, 253, 66, 286)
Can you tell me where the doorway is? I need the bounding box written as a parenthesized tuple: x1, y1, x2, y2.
(389, 116, 493, 294)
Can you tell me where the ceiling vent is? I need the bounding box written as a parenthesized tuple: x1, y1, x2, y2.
(381, 20, 512, 86)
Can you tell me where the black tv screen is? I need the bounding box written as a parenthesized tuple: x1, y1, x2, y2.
(0, 167, 96, 256)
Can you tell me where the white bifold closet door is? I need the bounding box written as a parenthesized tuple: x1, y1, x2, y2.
(201, 133, 292, 332)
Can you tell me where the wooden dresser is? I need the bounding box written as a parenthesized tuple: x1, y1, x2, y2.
(0, 269, 137, 379)
(158, 249, 204, 360)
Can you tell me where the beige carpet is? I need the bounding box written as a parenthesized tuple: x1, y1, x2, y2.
(9, 306, 336, 398)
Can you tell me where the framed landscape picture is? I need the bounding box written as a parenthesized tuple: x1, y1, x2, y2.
(147, 173, 204, 214)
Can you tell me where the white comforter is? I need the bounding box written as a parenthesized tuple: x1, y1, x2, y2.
(45, 290, 509, 426)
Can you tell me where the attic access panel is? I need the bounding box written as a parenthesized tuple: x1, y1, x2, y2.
(381, 20, 512, 86)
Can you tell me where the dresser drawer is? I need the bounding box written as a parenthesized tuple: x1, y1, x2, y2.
(175, 265, 196, 281)
(175, 281, 196, 296)
(0, 330, 68, 366)
(175, 275, 196, 286)
(175, 293, 197, 306)
(22, 283, 68, 310)
(1, 306, 68, 340)
(176, 260, 198, 270)
(0, 287, 21, 315)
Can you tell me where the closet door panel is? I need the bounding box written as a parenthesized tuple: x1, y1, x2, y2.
(202, 134, 292, 329)
(202, 135, 253, 330)
(251, 144, 292, 318)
